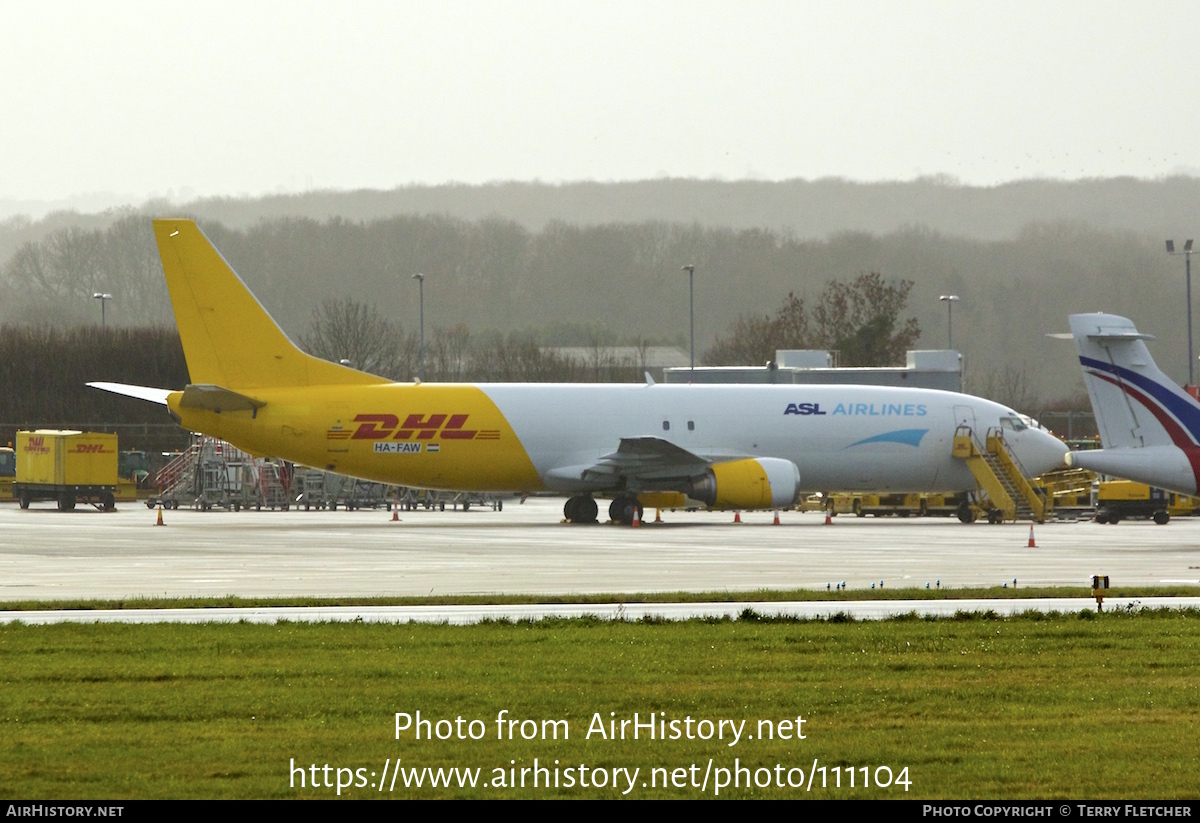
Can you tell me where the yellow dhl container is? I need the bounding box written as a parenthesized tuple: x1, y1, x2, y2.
(16, 430, 118, 487)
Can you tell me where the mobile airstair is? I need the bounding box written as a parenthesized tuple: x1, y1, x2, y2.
(952, 426, 1048, 523)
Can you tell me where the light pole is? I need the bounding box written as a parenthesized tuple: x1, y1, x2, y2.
(412, 273, 425, 382)
(681, 264, 695, 370)
(1166, 240, 1195, 386)
(939, 294, 960, 350)
(92, 292, 113, 328)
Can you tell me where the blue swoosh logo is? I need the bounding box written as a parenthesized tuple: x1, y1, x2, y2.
(844, 429, 929, 449)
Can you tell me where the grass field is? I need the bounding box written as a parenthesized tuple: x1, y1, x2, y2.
(1, 608, 1197, 799)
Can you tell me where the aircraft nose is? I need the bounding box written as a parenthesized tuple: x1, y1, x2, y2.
(1014, 429, 1069, 476)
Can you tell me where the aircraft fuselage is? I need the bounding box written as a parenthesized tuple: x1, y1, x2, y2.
(170, 381, 1066, 495)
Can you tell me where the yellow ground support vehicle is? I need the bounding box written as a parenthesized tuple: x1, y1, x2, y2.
(0, 446, 14, 502)
(1094, 480, 1194, 525)
(14, 430, 118, 511)
(827, 493, 925, 517)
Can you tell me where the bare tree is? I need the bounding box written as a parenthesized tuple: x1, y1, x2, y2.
(706, 273, 918, 367)
(298, 297, 416, 380)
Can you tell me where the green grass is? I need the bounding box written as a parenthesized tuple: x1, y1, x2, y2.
(1, 609, 1198, 798)
(1, 584, 1197, 612)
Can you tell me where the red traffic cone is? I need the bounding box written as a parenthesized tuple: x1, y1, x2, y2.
(824, 509, 833, 525)
(1027, 524, 1036, 548)
(773, 510, 781, 525)
(733, 511, 742, 524)
(631, 506, 641, 528)
(392, 505, 399, 522)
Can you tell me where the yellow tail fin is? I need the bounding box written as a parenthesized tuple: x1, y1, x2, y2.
(153, 219, 388, 390)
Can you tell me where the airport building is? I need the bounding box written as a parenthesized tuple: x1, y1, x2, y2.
(664, 349, 963, 392)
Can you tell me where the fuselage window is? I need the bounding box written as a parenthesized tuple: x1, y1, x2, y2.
(687, 421, 695, 431)
(663, 420, 670, 431)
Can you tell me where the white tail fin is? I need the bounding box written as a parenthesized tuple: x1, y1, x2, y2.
(1069, 313, 1200, 449)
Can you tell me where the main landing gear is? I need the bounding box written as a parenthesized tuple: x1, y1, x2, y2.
(608, 496, 643, 526)
(564, 495, 599, 524)
(563, 495, 644, 525)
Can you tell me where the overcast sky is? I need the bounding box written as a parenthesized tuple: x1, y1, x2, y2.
(3, 0, 1198, 212)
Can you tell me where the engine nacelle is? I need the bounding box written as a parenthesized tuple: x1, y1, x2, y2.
(686, 457, 801, 510)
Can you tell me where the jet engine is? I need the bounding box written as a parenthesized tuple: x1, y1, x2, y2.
(685, 457, 801, 510)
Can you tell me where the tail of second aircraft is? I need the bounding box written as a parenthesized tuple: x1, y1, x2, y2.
(1069, 313, 1200, 450)
(153, 219, 387, 390)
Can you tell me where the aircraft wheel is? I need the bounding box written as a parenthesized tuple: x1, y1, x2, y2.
(956, 500, 976, 524)
(1153, 510, 1170, 525)
(987, 509, 1002, 525)
(608, 496, 642, 525)
(565, 495, 598, 524)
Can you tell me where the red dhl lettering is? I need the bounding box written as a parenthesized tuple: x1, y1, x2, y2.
(72, 443, 111, 453)
(346, 413, 490, 441)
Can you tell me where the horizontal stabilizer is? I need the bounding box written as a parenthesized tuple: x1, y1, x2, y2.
(179, 384, 266, 413)
(1085, 330, 1156, 342)
(87, 382, 172, 405)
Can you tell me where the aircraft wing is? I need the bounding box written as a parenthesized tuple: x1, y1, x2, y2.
(580, 436, 712, 484)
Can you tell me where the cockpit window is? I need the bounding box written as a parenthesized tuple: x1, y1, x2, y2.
(999, 416, 1027, 432)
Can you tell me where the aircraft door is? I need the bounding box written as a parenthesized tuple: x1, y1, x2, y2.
(953, 404, 977, 439)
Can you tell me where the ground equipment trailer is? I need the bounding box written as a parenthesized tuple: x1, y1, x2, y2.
(14, 430, 118, 511)
(1093, 480, 1197, 524)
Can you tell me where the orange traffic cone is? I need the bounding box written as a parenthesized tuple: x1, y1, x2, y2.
(654, 508, 662, 523)
(733, 511, 742, 524)
(773, 510, 781, 525)
(824, 509, 833, 525)
(631, 507, 641, 528)
(155, 507, 164, 526)
(392, 504, 399, 522)
(1027, 524, 1036, 548)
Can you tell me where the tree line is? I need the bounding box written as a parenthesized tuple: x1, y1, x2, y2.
(0, 210, 1186, 404)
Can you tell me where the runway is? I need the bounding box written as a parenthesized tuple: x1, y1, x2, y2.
(2, 498, 1199, 603)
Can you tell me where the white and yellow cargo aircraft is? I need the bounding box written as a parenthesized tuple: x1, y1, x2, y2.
(90, 220, 1067, 523)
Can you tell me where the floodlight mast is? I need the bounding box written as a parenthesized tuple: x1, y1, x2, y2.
(1166, 239, 1195, 387)
(413, 273, 425, 382)
(938, 294, 960, 350)
(92, 292, 113, 328)
(681, 265, 695, 371)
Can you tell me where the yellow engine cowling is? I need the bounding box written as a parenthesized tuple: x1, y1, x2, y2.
(686, 457, 801, 510)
